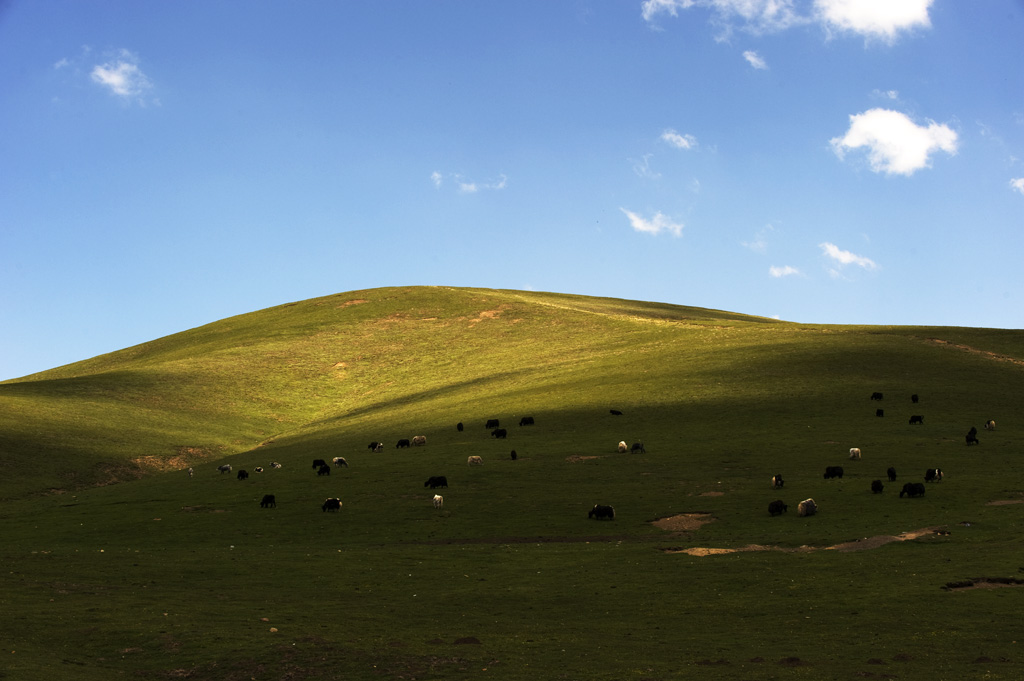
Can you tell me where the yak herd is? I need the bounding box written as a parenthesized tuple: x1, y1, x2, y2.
(207, 414, 632, 519)
(767, 392, 995, 519)
(204, 393, 998, 531)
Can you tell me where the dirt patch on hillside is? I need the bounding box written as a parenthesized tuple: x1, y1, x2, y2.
(337, 298, 368, 308)
(565, 455, 601, 463)
(987, 499, 1024, 506)
(924, 338, 1024, 366)
(651, 513, 715, 532)
(943, 577, 1024, 591)
(468, 308, 505, 326)
(698, 491, 724, 497)
(666, 527, 948, 556)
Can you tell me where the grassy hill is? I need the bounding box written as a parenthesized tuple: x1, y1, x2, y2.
(1, 286, 1023, 680)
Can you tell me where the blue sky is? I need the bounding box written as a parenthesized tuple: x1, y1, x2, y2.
(2, 1, 1022, 380)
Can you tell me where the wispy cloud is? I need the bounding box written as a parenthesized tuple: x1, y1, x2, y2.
(742, 223, 775, 253)
(743, 50, 768, 69)
(642, 0, 806, 35)
(661, 128, 697, 149)
(643, 0, 934, 42)
(1011, 178, 1024, 196)
(769, 265, 800, 277)
(432, 171, 507, 193)
(631, 153, 661, 179)
(820, 242, 878, 271)
(90, 49, 153, 103)
(621, 208, 684, 237)
(830, 108, 957, 176)
(815, 0, 933, 43)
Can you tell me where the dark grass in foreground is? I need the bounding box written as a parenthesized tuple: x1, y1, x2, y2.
(1, 286, 1023, 680)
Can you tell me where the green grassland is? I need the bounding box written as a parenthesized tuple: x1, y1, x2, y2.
(1, 286, 1023, 680)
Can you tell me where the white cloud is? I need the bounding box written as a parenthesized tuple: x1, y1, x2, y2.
(53, 57, 70, 70)
(830, 108, 958, 176)
(743, 50, 768, 69)
(769, 265, 800, 277)
(641, 0, 695, 23)
(820, 242, 878, 270)
(621, 208, 684, 237)
(90, 50, 153, 101)
(742, 223, 775, 252)
(436, 172, 507, 194)
(643, 0, 805, 35)
(1011, 178, 1024, 196)
(631, 153, 661, 179)
(814, 0, 933, 42)
(661, 128, 697, 149)
(644, 0, 933, 42)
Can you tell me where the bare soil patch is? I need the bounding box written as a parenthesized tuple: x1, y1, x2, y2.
(651, 513, 714, 532)
(987, 499, 1024, 506)
(337, 298, 368, 308)
(565, 455, 601, 463)
(698, 491, 724, 497)
(943, 577, 1024, 591)
(925, 338, 1024, 366)
(665, 527, 948, 556)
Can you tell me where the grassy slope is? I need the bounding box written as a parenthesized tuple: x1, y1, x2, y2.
(1, 286, 1023, 680)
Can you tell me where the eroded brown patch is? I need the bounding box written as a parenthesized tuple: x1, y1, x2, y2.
(337, 298, 368, 308)
(987, 499, 1024, 506)
(565, 455, 601, 463)
(925, 338, 1024, 366)
(651, 513, 715, 532)
(699, 491, 724, 497)
(666, 527, 948, 556)
(943, 577, 1024, 591)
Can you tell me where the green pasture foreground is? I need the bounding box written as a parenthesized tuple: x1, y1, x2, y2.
(1, 287, 1023, 679)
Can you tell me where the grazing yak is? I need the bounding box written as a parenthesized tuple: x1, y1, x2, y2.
(425, 476, 448, 489)
(368, 441, 384, 451)
(510, 450, 517, 460)
(332, 457, 349, 468)
(823, 466, 844, 480)
(270, 462, 282, 469)
(871, 392, 884, 401)
(887, 466, 897, 482)
(771, 474, 784, 489)
(876, 409, 884, 417)
(457, 422, 464, 432)
(797, 499, 817, 517)
(768, 500, 788, 516)
(588, 504, 615, 520)
(925, 468, 943, 482)
(912, 394, 919, 403)
(322, 497, 342, 512)
(254, 467, 263, 473)
(188, 467, 194, 477)
(218, 464, 232, 474)
(491, 428, 508, 439)
(849, 447, 862, 460)
(900, 482, 926, 498)
(312, 459, 327, 469)
(433, 494, 443, 509)
(631, 442, 646, 454)
(317, 464, 331, 476)
(871, 480, 884, 494)
(519, 416, 535, 426)
(610, 409, 623, 416)
(467, 455, 483, 466)
(909, 414, 924, 425)
(260, 494, 276, 508)
(412, 435, 427, 446)
(396, 439, 411, 448)
(237, 469, 249, 481)
(617, 441, 628, 453)
(485, 419, 500, 429)
(985, 420, 996, 431)
(966, 433, 980, 445)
